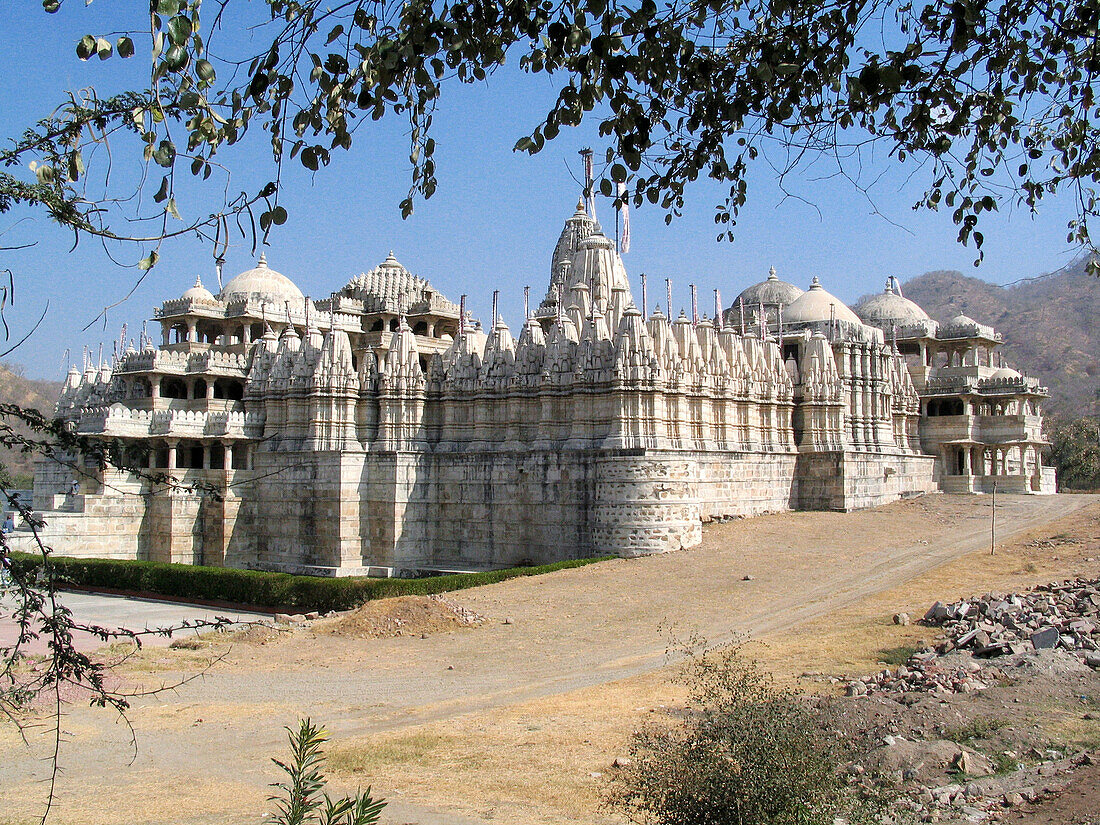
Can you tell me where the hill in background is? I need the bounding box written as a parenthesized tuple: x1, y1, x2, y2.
(0, 361, 61, 487)
(899, 256, 1098, 420)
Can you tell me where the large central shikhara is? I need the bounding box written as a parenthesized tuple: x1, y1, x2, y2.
(20, 199, 1054, 576)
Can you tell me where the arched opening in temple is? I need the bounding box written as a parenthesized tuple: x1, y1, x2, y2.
(160, 378, 187, 399)
(213, 378, 244, 400)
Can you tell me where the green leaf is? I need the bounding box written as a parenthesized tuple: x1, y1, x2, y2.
(76, 34, 96, 60)
(272, 206, 287, 225)
(168, 15, 192, 47)
(166, 198, 181, 220)
(117, 36, 135, 58)
(157, 0, 180, 15)
(96, 38, 112, 60)
(153, 176, 170, 203)
(165, 44, 189, 71)
(137, 250, 160, 271)
(195, 58, 216, 84)
(152, 140, 176, 168)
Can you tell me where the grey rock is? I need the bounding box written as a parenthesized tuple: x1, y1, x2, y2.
(1030, 626, 1060, 649)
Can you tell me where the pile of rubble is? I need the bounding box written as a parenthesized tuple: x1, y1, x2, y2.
(922, 576, 1100, 666)
(847, 577, 1100, 699)
(847, 659, 997, 698)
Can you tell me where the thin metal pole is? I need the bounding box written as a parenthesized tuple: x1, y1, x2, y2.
(991, 480, 996, 555)
(640, 273, 648, 318)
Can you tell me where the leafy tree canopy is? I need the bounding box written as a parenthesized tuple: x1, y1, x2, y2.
(1048, 416, 1100, 490)
(5, 0, 1100, 270)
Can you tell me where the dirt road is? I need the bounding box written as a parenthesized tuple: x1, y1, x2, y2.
(2, 493, 1095, 825)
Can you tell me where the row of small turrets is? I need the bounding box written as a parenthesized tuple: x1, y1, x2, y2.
(238, 201, 920, 456)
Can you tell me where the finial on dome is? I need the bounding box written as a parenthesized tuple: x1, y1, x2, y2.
(576, 197, 586, 213)
(810, 276, 821, 288)
(768, 266, 777, 280)
(194, 274, 204, 288)
(258, 252, 268, 268)
(884, 278, 894, 294)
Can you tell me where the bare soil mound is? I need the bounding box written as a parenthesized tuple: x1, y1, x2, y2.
(313, 594, 484, 639)
(229, 624, 283, 646)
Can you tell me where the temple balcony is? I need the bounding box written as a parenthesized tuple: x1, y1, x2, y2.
(74, 404, 263, 440)
(921, 413, 1045, 446)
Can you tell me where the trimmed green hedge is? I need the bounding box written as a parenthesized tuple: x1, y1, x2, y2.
(6, 553, 611, 613)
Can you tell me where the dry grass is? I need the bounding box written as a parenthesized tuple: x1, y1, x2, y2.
(324, 669, 689, 825)
(320, 502, 1100, 825)
(745, 502, 1100, 687)
(6, 496, 1097, 825)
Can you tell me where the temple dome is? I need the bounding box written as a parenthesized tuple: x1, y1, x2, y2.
(180, 275, 215, 303)
(989, 365, 1021, 381)
(782, 277, 862, 325)
(219, 254, 304, 304)
(854, 283, 930, 328)
(940, 313, 982, 338)
(732, 267, 804, 309)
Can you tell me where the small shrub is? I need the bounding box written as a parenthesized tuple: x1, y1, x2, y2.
(991, 752, 1020, 775)
(605, 646, 888, 825)
(6, 552, 610, 612)
(267, 718, 385, 825)
(945, 718, 1008, 744)
(878, 645, 919, 666)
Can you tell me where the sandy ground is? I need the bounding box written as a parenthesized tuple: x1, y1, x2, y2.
(1, 492, 1097, 825)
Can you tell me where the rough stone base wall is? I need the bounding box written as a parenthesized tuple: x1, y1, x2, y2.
(6, 495, 148, 559)
(796, 451, 937, 511)
(20, 445, 935, 574)
(245, 446, 818, 573)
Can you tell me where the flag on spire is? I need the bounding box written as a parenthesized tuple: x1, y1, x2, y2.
(580, 148, 595, 222)
(617, 181, 630, 254)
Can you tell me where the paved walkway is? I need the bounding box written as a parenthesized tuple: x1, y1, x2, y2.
(0, 590, 271, 655)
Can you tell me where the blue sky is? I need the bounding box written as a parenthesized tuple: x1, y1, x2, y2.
(0, 2, 1085, 380)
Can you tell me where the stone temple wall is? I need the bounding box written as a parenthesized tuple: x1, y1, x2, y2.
(213, 440, 932, 576)
(20, 205, 947, 574)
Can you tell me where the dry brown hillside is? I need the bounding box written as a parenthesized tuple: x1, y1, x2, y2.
(899, 257, 1099, 420)
(0, 361, 61, 487)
